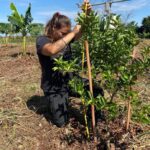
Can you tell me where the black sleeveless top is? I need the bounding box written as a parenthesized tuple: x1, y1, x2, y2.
(36, 36, 72, 93)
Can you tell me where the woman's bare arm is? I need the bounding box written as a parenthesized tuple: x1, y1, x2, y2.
(41, 25, 81, 56)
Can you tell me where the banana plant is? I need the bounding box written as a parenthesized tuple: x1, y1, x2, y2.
(8, 3, 33, 55)
(0, 23, 12, 46)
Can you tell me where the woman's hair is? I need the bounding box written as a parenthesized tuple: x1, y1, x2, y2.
(45, 12, 71, 41)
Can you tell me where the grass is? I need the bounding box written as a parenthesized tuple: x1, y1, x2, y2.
(0, 36, 36, 44)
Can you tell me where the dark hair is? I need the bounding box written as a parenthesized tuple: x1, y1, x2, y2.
(45, 12, 71, 41)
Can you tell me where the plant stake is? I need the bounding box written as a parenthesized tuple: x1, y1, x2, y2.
(82, 1, 97, 141)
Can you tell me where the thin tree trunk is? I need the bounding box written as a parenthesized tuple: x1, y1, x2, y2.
(5, 35, 8, 47)
(126, 100, 131, 131)
(23, 36, 26, 55)
(82, 46, 85, 72)
(81, 44, 90, 139)
(81, 97, 90, 139)
(126, 86, 132, 131)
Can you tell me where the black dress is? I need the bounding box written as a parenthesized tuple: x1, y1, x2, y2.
(36, 36, 72, 127)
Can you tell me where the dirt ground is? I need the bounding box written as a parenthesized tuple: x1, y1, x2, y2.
(0, 40, 150, 150)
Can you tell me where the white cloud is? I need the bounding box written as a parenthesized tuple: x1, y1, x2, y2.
(112, 0, 150, 12)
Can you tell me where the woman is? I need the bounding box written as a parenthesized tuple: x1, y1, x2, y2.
(36, 3, 102, 127)
(36, 10, 86, 127)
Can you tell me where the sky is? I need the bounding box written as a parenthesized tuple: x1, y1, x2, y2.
(0, 0, 149, 26)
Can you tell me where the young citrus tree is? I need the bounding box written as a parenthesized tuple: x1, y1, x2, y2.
(8, 3, 33, 55)
(53, 7, 150, 137)
(76, 11, 150, 129)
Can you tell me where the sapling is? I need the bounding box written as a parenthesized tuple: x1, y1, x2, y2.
(53, 2, 150, 139)
(69, 77, 90, 138)
(77, 2, 101, 141)
(76, 10, 150, 130)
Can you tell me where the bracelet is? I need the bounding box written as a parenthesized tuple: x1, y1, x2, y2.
(62, 38, 67, 46)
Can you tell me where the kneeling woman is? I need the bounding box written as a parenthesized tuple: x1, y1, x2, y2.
(36, 12, 85, 127)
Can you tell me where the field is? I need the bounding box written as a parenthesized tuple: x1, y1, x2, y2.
(0, 39, 150, 150)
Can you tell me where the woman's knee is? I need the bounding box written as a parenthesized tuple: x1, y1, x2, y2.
(47, 92, 69, 127)
(52, 117, 68, 127)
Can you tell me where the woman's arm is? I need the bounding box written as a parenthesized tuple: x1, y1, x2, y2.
(41, 25, 81, 56)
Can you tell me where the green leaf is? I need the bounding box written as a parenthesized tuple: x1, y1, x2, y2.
(10, 3, 23, 23)
(24, 3, 33, 25)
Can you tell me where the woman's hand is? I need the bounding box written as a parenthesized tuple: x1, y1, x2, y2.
(72, 25, 81, 35)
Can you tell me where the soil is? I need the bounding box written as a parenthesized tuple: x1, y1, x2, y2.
(0, 41, 150, 150)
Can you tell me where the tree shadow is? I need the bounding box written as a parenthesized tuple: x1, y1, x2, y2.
(26, 95, 84, 125)
(1, 44, 19, 48)
(26, 95, 48, 114)
(11, 52, 35, 58)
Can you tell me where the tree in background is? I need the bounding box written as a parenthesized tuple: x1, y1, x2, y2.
(141, 16, 150, 38)
(8, 3, 33, 55)
(0, 23, 12, 46)
(135, 16, 150, 38)
(30, 23, 44, 36)
(126, 21, 138, 31)
(142, 16, 150, 33)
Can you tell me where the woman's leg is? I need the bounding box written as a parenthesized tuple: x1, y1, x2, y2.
(45, 91, 69, 127)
